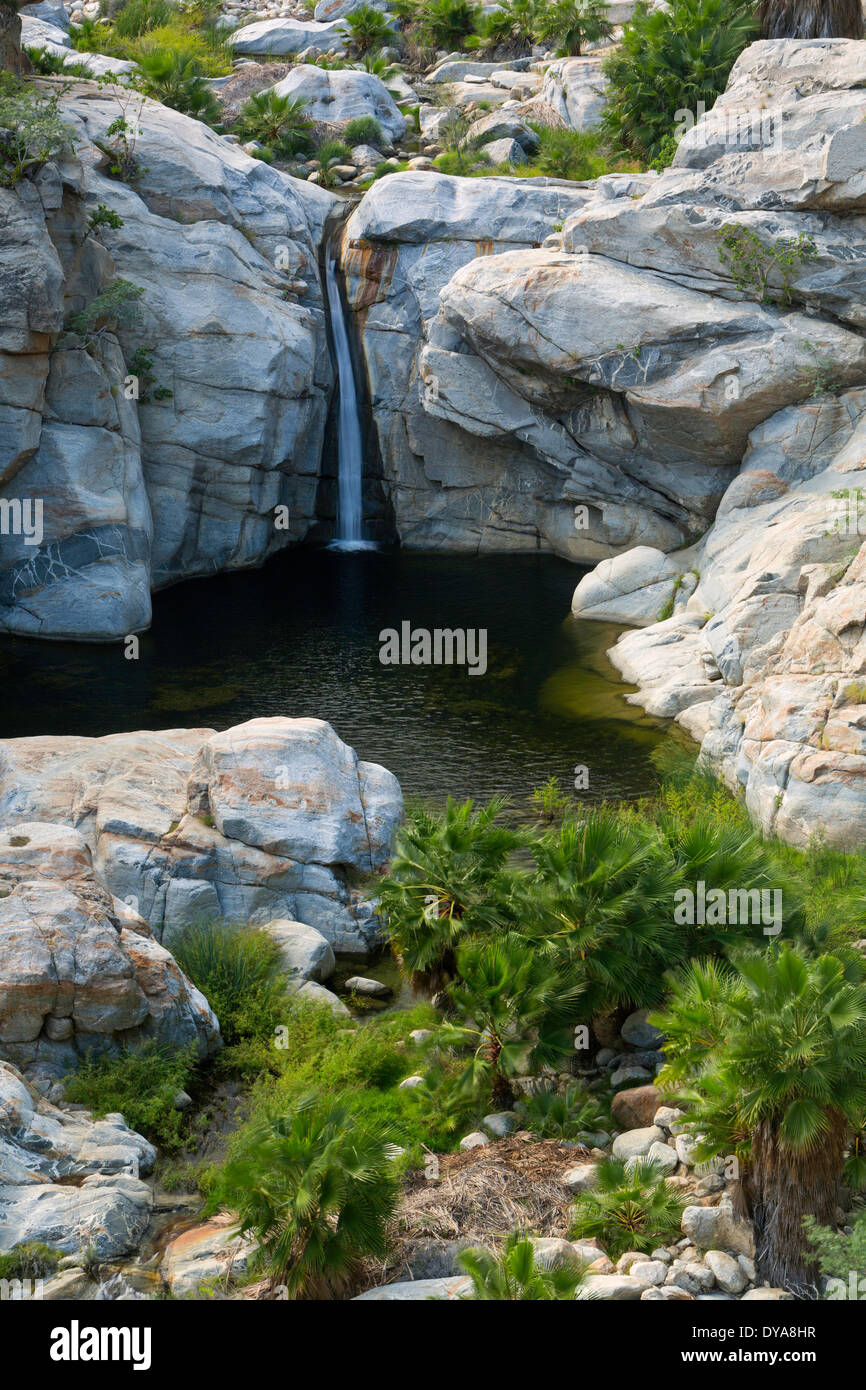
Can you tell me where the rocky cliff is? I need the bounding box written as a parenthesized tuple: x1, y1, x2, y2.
(1, 86, 337, 642)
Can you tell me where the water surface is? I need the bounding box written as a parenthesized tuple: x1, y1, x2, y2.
(0, 550, 668, 808)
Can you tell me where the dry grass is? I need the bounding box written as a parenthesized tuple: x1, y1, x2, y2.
(395, 1135, 588, 1246)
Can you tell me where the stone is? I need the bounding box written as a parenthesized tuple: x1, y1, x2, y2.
(581, 1274, 644, 1301)
(161, 1212, 257, 1296)
(481, 138, 527, 165)
(642, 1284, 694, 1300)
(228, 18, 350, 54)
(704, 1249, 748, 1294)
(562, 1163, 599, 1193)
(741, 1286, 795, 1300)
(682, 1199, 756, 1258)
(629, 1259, 667, 1286)
(272, 66, 406, 143)
(572, 549, 681, 627)
(530, 1237, 584, 1270)
(294, 981, 351, 1017)
(653, 1106, 685, 1132)
(40, 1269, 98, 1300)
(482, 1111, 517, 1138)
(674, 1133, 700, 1168)
(540, 56, 608, 130)
(646, 1141, 679, 1175)
(344, 975, 391, 998)
(409, 1029, 434, 1045)
(611, 1084, 661, 1130)
(264, 920, 336, 983)
(459, 1131, 489, 1150)
(398, 1075, 425, 1090)
(465, 112, 540, 152)
(669, 1261, 715, 1295)
(611, 1126, 664, 1160)
(609, 1062, 653, 1089)
(621, 1008, 665, 1050)
(353, 1276, 472, 1300)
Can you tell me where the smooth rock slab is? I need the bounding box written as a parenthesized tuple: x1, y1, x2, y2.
(272, 66, 406, 142)
(228, 18, 349, 54)
(354, 1276, 472, 1300)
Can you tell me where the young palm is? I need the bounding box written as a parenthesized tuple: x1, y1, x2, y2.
(537, 0, 614, 55)
(522, 1082, 608, 1142)
(235, 90, 314, 158)
(378, 797, 522, 993)
(482, 0, 542, 54)
(571, 1156, 686, 1259)
(440, 932, 584, 1108)
(458, 1230, 589, 1299)
(420, 0, 482, 48)
(137, 49, 222, 123)
(215, 1092, 397, 1298)
(653, 947, 866, 1292)
(346, 4, 393, 53)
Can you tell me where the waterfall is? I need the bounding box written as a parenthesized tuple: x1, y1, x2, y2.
(325, 253, 373, 551)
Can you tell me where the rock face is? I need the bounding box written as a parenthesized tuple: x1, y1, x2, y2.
(0, 87, 336, 641)
(0, 717, 402, 954)
(561, 40, 866, 848)
(340, 38, 866, 569)
(340, 171, 670, 559)
(0, 823, 220, 1072)
(540, 57, 608, 130)
(272, 66, 407, 143)
(0, 1060, 154, 1260)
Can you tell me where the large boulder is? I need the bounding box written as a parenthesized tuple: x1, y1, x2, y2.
(272, 66, 406, 143)
(228, 18, 350, 55)
(0, 717, 402, 953)
(0, 1060, 154, 1260)
(0, 823, 220, 1071)
(541, 57, 608, 130)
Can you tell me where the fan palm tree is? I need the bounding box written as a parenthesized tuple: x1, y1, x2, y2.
(235, 89, 314, 158)
(378, 796, 522, 992)
(537, 0, 614, 55)
(520, 811, 684, 1016)
(653, 947, 866, 1293)
(346, 3, 393, 53)
(440, 932, 584, 1107)
(757, 0, 863, 37)
(482, 0, 543, 54)
(457, 1230, 590, 1299)
(137, 49, 222, 123)
(571, 1156, 686, 1258)
(215, 1092, 397, 1298)
(420, 0, 482, 48)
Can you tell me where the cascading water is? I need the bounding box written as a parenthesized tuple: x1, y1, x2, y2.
(325, 252, 374, 550)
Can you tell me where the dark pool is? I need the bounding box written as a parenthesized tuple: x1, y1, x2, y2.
(0, 549, 668, 808)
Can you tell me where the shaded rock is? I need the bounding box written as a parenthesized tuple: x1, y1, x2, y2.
(264, 920, 336, 983)
(611, 1084, 661, 1130)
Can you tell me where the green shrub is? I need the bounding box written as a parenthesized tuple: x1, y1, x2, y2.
(114, 0, 175, 37)
(805, 1208, 866, 1297)
(601, 0, 757, 163)
(535, 126, 605, 180)
(213, 1091, 398, 1297)
(480, 0, 542, 53)
(717, 223, 818, 305)
(570, 1156, 686, 1258)
(0, 1243, 63, 1281)
(64, 279, 144, 346)
(63, 1041, 197, 1151)
(342, 114, 384, 146)
(170, 922, 290, 1049)
(0, 74, 72, 187)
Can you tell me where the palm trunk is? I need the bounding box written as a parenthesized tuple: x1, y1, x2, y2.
(0, 5, 27, 75)
(745, 1111, 847, 1295)
(757, 0, 864, 38)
